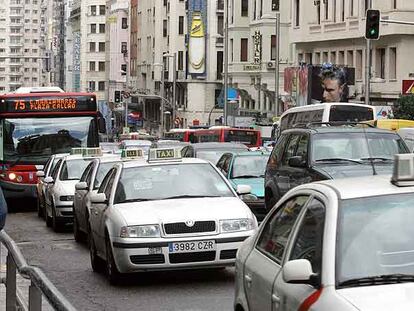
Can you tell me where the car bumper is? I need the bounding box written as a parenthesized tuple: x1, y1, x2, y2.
(0, 181, 37, 200)
(244, 199, 267, 222)
(111, 233, 253, 273)
(55, 202, 74, 219)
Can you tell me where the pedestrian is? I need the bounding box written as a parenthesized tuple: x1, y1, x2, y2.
(320, 63, 349, 103)
(0, 187, 7, 230)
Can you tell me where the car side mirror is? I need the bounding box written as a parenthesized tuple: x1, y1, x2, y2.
(283, 259, 319, 287)
(75, 181, 88, 191)
(90, 193, 108, 204)
(288, 156, 307, 168)
(36, 171, 45, 178)
(44, 176, 54, 184)
(236, 184, 252, 195)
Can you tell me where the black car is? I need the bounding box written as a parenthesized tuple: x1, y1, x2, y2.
(181, 142, 249, 164)
(264, 125, 410, 210)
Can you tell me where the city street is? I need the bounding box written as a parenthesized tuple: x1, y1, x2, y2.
(4, 211, 236, 311)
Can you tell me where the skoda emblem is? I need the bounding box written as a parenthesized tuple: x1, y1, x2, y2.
(185, 220, 195, 227)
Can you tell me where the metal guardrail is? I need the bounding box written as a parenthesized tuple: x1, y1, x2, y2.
(0, 230, 77, 311)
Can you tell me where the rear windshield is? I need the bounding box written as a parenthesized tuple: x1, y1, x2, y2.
(329, 105, 374, 122)
(224, 130, 258, 146)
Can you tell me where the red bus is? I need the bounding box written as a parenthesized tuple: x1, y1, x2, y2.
(164, 129, 197, 143)
(193, 127, 261, 147)
(0, 92, 105, 202)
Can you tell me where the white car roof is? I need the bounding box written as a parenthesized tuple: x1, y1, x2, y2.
(306, 175, 414, 200)
(121, 157, 210, 169)
(98, 154, 121, 163)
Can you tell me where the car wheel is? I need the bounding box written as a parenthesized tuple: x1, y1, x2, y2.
(52, 205, 63, 232)
(89, 233, 104, 273)
(73, 213, 84, 243)
(45, 205, 52, 227)
(105, 234, 122, 285)
(36, 196, 43, 218)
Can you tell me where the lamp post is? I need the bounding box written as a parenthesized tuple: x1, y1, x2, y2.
(163, 53, 177, 127)
(223, 0, 229, 125)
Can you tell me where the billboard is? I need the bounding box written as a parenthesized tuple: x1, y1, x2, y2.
(187, 0, 207, 77)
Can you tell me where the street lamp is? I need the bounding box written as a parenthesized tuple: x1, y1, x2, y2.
(261, 13, 280, 117)
(163, 53, 177, 127)
(224, 0, 229, 125)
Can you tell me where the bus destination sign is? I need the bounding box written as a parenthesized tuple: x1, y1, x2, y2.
(0, 95, 97, 113)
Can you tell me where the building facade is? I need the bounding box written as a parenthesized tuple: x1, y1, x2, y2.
(292, 0, 414, 106)
(0, 0, 50, 93)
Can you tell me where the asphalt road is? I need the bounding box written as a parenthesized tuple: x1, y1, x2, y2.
(4, 212, 237, 311)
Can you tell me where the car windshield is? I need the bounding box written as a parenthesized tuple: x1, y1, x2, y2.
(94, 162, 117, 189)
(197, 148, 247, 165)
(59, 158, 93, 181)
(337, 193, 414, 286)
(231, 155, 269, 178)
(312, 132, 408, 162)
(114, 163, 234, 203)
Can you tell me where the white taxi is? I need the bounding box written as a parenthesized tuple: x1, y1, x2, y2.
(44, 148, 103, 231)
(235, 154, 414, 311)
(88, 148, 258, 284)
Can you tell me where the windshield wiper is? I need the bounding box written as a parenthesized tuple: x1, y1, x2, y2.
(315, 158, 362, 164)
(118, 198, 152, 203)
(160, 195, 220, 200)
(233, 175, 260, 179)
(360, 157, 393, 162)
(338, 274, 414, 288)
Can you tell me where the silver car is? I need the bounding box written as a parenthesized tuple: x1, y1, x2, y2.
(235, 154, 414, 311)
(88, 150, 257, 284)
(73, 154, 120, 242)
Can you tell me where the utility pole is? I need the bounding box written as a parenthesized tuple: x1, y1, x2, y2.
(364, 0, 372, 106)
(160, 61, 165, 136)
(223, 0, 229, 125)
(170, 53, 177, 126)
(275, 11, 280, 116)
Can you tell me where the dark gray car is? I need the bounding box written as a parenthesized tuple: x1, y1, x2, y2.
(264, 126, 410, 210)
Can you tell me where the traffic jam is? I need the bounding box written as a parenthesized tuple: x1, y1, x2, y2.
(20, 100, 414, 310)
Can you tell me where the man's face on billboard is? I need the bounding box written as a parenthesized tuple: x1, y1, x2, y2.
(322, 78, 344, 102)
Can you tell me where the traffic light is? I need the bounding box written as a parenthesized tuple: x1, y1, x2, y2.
(365, 9, 380, 40)
(114, 90, 121, 103)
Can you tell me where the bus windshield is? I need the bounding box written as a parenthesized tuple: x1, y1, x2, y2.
(224, 129, 259, 146)
(2, 116, 98, 164)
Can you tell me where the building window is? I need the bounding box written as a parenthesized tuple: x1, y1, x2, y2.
(338, 51, 344, 64)
(121, 64, 127, 75)
(121, 42, 127, 53)
(89, 42, 96, 52)
(347, 50, 354, 67)
(217, 15, 224, 35)
(316, 2, 321, 24)
(230, 38, 234, 62)
(98, 81, 105, 91)
(389, 47, 396, 80)
(216, 51, 223, 80)
(364, 0, 369, 12)
(99, 42, 105, 52)
(330, 51, 337, 63)
(241, 0, 248, 17)
(90, 24, 96, 33)
(88, 81, 96, 91)
(393, 0, 397, 9)
(325, 0, 329, 20)
(341, 0, 345, 21)
(376, 48, 386, 79)
(122, 18, 128, 29)
(163, 20, 167, 37)
(99, 5, 105, 15)
(356, 49, 363, 80)
(314, 52, 321, 64)
(333, 0, 336, 22)
(322, 51, 328, 63)
(295, 0, 300, 27)
(89, 62, 95, 71)
(271, 35, 276, 60)
(178, 16, 184, 35)
(99, 24, 105, 33)
(240, 38, 248, 62)
(178, 51, 184, 70)
(90, 5, 96, 16)
(350, 0, 355, 16)
(99, 61, 105, 71)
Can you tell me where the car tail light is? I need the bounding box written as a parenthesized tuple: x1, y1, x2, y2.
(298, 287, 323, 311)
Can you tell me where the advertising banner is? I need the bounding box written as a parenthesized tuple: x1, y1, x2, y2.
(187, 0, 207, 77)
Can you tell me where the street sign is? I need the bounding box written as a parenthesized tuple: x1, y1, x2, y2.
(402, 80, 414, 95)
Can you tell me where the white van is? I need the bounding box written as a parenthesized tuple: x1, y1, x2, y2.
(278, 102, 376, 136)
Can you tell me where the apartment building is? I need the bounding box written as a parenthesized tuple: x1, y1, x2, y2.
(135, 0, 225, 134)
(228, 0, 292, 120)
(0, 0, 49, 93)
(292, 0, 414, 105)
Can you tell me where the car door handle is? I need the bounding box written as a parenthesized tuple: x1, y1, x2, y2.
(272, 294, 281, 303)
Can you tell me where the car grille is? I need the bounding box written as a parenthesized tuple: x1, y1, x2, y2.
(164, 221, 216, 235)
(219, 249, 238, 260)
(130, 254, 165, 265)
(169, 251, 216, 264)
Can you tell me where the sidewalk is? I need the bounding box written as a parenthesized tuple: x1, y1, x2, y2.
(0, 243, 53, 310)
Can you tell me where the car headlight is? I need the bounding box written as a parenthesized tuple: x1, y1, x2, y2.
(59, 195, 74, 201)
(220, 219, 254, 233)
(120, 225, 161, 238)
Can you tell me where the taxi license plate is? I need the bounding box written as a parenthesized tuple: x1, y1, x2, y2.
(168, 240, 216, 253)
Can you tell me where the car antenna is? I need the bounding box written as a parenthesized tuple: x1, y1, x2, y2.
(362, 122, 377, 175)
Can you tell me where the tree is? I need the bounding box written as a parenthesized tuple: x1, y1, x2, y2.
(393, 95, 414, 120)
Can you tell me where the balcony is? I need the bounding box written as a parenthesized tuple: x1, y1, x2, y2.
(8, 81, 22, 86)
(9, 42, 23, 47)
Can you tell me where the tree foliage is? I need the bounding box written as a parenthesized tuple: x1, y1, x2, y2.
(393, 95, 414, 120)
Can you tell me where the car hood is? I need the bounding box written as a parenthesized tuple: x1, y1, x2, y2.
(313, 163, 393, 179)
(115, 197, 253, 225)
(231, 178, 264, 198)
(55, 180, 79, 195)
(337, 283, 414, 310)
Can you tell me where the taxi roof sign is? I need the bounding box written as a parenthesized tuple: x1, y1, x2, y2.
(148, 148, 182, 162)
(391, 154, 414, 187)
(70, 148, 84, 155)
(121, 148, 144, 160)
(82, 147, 102, 157)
